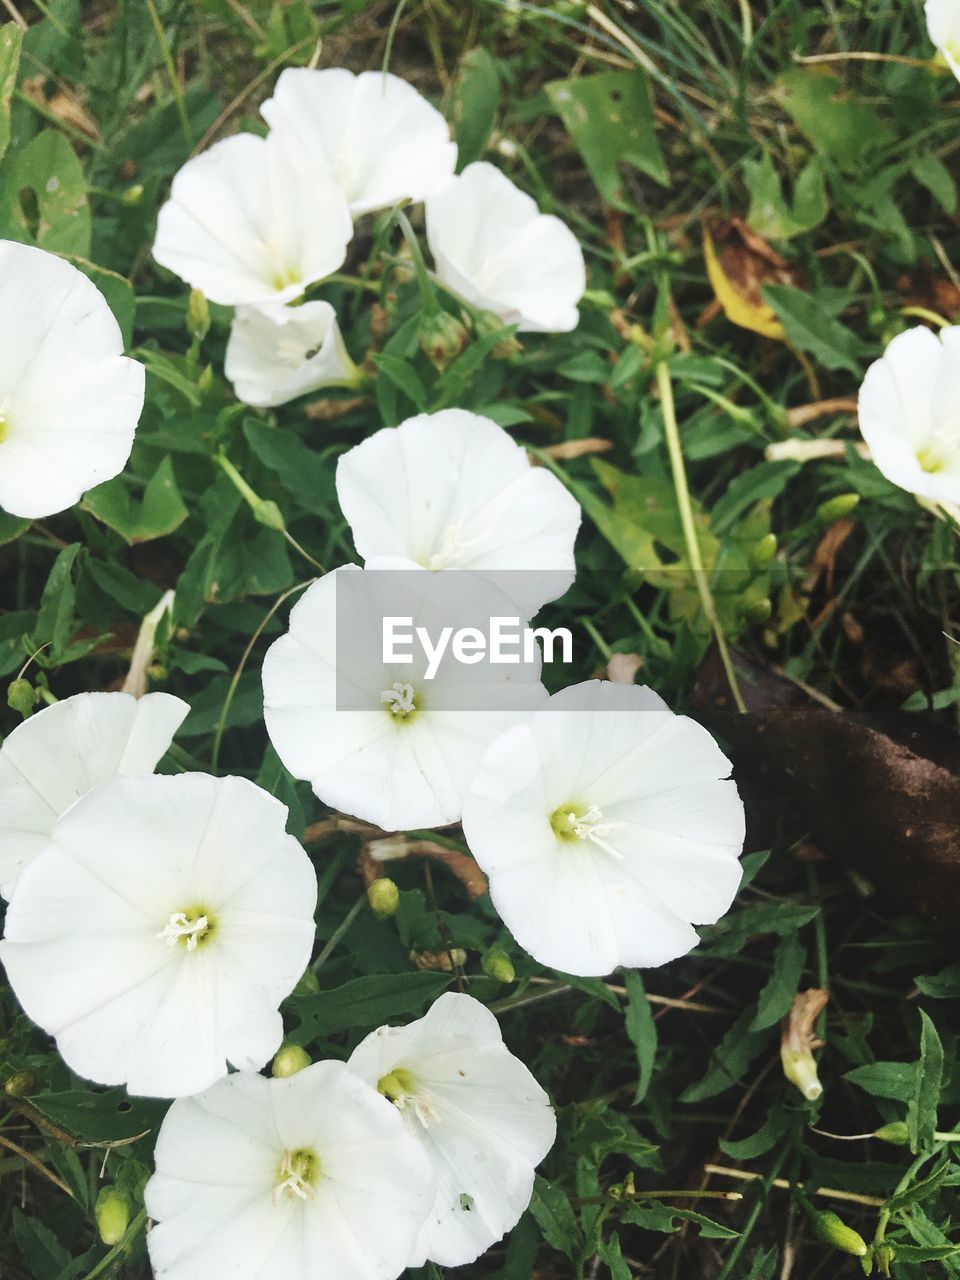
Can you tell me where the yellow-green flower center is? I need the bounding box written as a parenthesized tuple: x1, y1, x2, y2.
(917, 446, 946, 474)
(157, 905, 216, 951)
(377, 1067, 417, 1102)
(274, 1148, 319, 1204)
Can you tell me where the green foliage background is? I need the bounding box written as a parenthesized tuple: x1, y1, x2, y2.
(0, 1, 959, 1277)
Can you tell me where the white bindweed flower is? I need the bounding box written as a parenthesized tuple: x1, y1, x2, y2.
(336, 409, 581, 613)
(462, 680, 746, 976)
(0, 691, 187, 899)
(926, 0, 960, 81)
(0, 240, 145, 519)
(225, 301, 360, 407)
(349, 992, 556, 1268)
(1, 772, 317, 1097)
(261, 67, 457, 216)
(152, 132, 352, 306)
(858, 325, 960, 505)
(145, 1061, 435, 1280)
(262, 563, 545, 831)
(425, 162, 586, 333)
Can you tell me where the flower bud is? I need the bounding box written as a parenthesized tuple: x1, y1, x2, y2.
(809, 1208, 868, 1258)
(292, 967, 320, 996)
(874, 1243, 895, 1276)
(739, 589, 772, 625)
(749, 533, 778, 568)
(481, 945, 515, 984)
(197, 363, 214, 395)
(817, 493, 860, 524)
(272, 1043, 311, 1078)
(474, 310, 522, 358)
(781, 1043, 823, 1101)
(4, 1070, 38, 1097)
(252, 499, 286, 533)
(7, 678, 35, 719)
(367, 877, 400, 919)
(95, 1186, 131, 1246)
(186, 288, 210, 342)
(780, 989, 827, 1101)
(419, 311, 469, 371)
(873, 1120, 909, 1146)
(120, 183, 144, 207)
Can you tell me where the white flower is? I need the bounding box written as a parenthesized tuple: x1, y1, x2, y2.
(858, 325, 960, 506)
(225, 301, 360, 407)
(0, 772, 317, 1097)
(461, 680, 746, 976)
(261, 67, 457, 216)
(145, 1060, 435, 1280)
(349, 992, 556, 1267)
(0, 240, 145, 519)
(425, 162, 586, 333)
(0, 691, 187, 899)
(262, 563, 545, 831)
(152, 132, 352, 306)
(926, 0, 960, 81)
(336, 409, 581, 613)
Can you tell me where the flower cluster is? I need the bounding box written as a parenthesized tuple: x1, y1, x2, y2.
(152, 66, 587, 409)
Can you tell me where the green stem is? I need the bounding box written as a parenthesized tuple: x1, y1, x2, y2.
(312, 895, 368, 972)
(655, 360, 746, 713)
(145, 0, 193, 148)
(78, 1208, 147, 1280)
(392, 207, 440, 316)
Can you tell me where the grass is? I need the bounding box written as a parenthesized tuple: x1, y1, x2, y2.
(0, 1, 959, 1277)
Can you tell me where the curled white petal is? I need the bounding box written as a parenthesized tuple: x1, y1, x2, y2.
(262, 67, 457, 215)
(0, 240, 145, 519)
(0, 772, 317, 1097)
(858, 325, 960, 505)
(225, 301, 359, 407)
(461, 680, 746, 976)
(152, 132, 352, 306)
(425, 162, 586, 333)
(146, 1061, 436, 1280)
(349, 992, 556, 1268)
(0, 691, 188, 898)
(336, 408, 581, 614)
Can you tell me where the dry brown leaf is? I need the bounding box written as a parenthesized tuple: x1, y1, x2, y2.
(360, 837, 488, 900)
(702, 217, 803, 340)
(540, 437, 614, 461)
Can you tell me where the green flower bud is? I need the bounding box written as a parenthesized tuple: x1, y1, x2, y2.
(120, 183, 144, 207)
(481, 945, 516, 984)
(474, 309, 522, 358)
(874, 1243, 895, 1276)
(292, 967, 320, 996)
(367, 877, 400, 920)
(749, 533, 778, 568)
(817, 493, 860, 524)
(419, 311, 469, 371)
(810, 1209, 868, 1258)
(4, 1070, 38, 1097)
(95, 1186, 131, 1246)
(873, 1120, 909, 1146)
(7, 678, 35, 719)
(739, 589, 772, 624)
(197, 363, 214, 395)
(272, 1043, 311, 1078)
(187, 288, 211, 342)
(252, 499, 286, 533)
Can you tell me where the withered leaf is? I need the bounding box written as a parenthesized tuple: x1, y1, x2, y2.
(702, 217, 803, 340)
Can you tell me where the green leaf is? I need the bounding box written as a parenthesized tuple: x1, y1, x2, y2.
(909, 151, 957, 215)
(288, 972, 452, 1043)
(777, 67, 892, 169)
(373, 353, 428, 410)
(243, 420, 337, 518)
(452, 47, 499, 167)
(0, 129, 91, 255)
(33, 542, 81, 658)
(710, 461, 799, 535)
(12, 1210, 77, 1280)
(907, 1011, 944, 1154)
(762, 283, 863, 375)
(623, 970, 657, 1103)
(83, 456, 188, 544)
(751, 933, 806, 1031)
(545, 70, 668, 208)
(596, 1231, 632, 1279)
(844, 1060, 917, 1103)
(0, 21, 23, 163)
(745, 153, 827, 241)
(0, 509, 29, 545)
(719, 1104, 792, 1159)
(529, 1176, 583, 1258)
(623, 1200, 739, 1239)
(681, 1008, 769, 1103)
(30, 1088, 165, 1144)
(65, 255, 135, 347)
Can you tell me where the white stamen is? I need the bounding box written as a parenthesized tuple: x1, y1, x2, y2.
(273, 1150, 316, 1206)
(157, 911, 209, 951)
(568, 804, 625, 861)
(381, 681, 416, 716)
(427, 521, 485, 570)
(394, 1090, 441, 1130)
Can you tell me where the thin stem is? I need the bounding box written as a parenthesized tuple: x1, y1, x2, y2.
(312, 894, 368, 972)
(794, 51, 935, 69)
(145, 0, 193, 148)
(575, 1188, 743, 1207)
(392, 207, 440, 315)
(655, 361, 746, 713)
